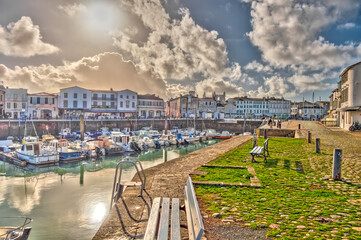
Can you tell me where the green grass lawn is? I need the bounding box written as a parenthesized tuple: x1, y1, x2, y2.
(192, 166, 253, 183)
(194, 138, 361, 239)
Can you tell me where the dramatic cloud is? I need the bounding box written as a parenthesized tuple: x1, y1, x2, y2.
(244, 60, 273, 74)
(112, 0, 241, 87)
(195, 78, 246, 97)
(0, 52, 168, 97)
(58, 3, 87, 17)
(0, 16, 59, 57)
(250, 76, 296, 98)
(244, 0, 361, 70)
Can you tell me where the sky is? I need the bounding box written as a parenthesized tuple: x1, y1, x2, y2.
(1, 0, 361, 101)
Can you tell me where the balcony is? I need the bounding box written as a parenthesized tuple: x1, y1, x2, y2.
(92, 97, 116, 101)
(91, 105, 117, 109)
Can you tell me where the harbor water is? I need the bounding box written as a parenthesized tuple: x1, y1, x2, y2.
(0, 140, 218, 240)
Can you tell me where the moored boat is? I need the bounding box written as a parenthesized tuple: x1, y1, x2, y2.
(16, 142, 59, 165)
(214, 131, 232, 140)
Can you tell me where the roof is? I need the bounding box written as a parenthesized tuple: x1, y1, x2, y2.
(138, 94, 163, 101)
(232, 96, 267, 102)
(339, 61, 361, 78)
(28, 92, 56, 96)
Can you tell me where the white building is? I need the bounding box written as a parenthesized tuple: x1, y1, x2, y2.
(198, 98, 217, 119)
(292, 101, 323, 120)
(224, 99, 237, 118)
(5, 88, 28, 119)
(28, 92, 58, 119)
(338, 61, 361, 130)
(117, 89, 137, 118)
(137, 94, 164, 118)
(58, 86, 91, 118)
(267, 97, 291, 119)
(88, 89, 118, 118)
(234, 97, 269, 119)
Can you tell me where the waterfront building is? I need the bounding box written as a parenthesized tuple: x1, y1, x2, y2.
(137, 94, 164, 118)
(267, 97, 291, 119)
(198, 98, 217, 119)
(4, 88, 28, 119)
(329, 89, 340, 122)
(224, 99, 237, 118)
(0, 82, 6, 117)
(215, 103, 225, 119)
(58, 86, 91, 118)
(28, 92, 58, 119)
(233, 97, 269, 119)
(316, 101, 330, 116)
(117, 89, 137, 118)
(166, 91, 199, 118)
(88, 88, 118, 118)
(338, 61, 361, 130)
(292, 101, 323, 120)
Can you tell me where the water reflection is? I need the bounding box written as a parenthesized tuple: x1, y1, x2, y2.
(0, 141, 218, 240)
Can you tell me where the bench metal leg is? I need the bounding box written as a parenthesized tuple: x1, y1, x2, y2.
(251, 154, 255, 163)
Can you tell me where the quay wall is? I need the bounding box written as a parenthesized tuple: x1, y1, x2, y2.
(0, 119, 262, 139)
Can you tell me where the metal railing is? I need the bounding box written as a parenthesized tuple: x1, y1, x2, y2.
(110, 157, 146, 210)
(0, 217, 32, 240)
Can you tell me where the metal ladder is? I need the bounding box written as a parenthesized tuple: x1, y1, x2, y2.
(110, 156, 146, 210)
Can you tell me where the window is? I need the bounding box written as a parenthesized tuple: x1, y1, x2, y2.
(64, 100, 68, 108)
(126, 100, 129, 108)
(111, 94, 115, 100)
(7, 103, 10, 109)
(119, 95, 123, 98)
(83, 101, 87, 108)
(111, 102, 115, 107)
(14, 103, 17, 109)
(37, 97, 40, 104)
(132, 95, 135, 99)
(132, 102, 135, 108)
(7, 94, 10, 100)
(52, 98, 55, 104)
(120, 101, 123, 108)
(30, 97, 33, 104)
(22, 103, 26, 109)
(83, 93, 87, 99)
(126, 95, 129, 99)
(14, 94, 18, 99)
(64, 92, 68, 98)
(74, 93, 77, 99)
(93, 101, 97, 106)
(93, 93, 98, 99)
(102, 94, 106, 100)
(102, 101, 106, 107)
(73, 101, 77, 108)
(22, 94, 26, 100)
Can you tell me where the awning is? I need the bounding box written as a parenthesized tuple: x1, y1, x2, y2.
(336, 106, 361, 112)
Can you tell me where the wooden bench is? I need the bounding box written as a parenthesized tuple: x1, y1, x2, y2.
(144, 177, 204, 240)
(249, 138, 269, 163)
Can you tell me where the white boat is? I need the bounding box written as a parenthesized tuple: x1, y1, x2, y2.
(22, 136, 39, 143)
(0, 217, 32, 240)
(16, 142, 59, 165)
(110, 132, 134, 152)
(0, 140, 17, 153)
(48, 139, 84, 161)
(214, 131, 232, 139)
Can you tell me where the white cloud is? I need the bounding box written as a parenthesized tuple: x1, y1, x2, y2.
(244, 60, 273, 73)
(245, 0, 361, 70)
(0, 16, 59, 57)
(58, 3, 87, 17)
(112, 0, 242, 85)
(0, 52, 170, 97)
(195, 78, 246, 98)
(337, 22, 357, 30)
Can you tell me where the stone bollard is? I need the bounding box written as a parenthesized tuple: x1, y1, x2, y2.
(315, 138, 320, 153)
(298, 124, 301, 129)
(264, 129, 267, 139)
(253, 133, 258, 148)
(307, 131, 311, 143)
(332, 149, 342, 181)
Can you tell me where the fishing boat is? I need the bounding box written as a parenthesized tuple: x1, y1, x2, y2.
(48, 139, 84, 162)
(110, 132, 134, 152)
(16, 142, 59, 165)
(214, 131, 232, 140)
(0, 217, 32, 240)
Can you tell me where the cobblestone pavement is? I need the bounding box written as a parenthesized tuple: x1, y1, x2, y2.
(93, 135, 253, 240)
(290, 121, 361, 184)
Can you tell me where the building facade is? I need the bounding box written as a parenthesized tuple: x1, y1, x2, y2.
(88, 89, 118, 118)
(117, 89, 137, 118)
(198, 98, 217, 119)
(166, 92, 199, 118)
(0, 83, 6, 117)
(137, 94, 164, 118)
(234, 97, 269, 119)
(338, 61, 361, 130)
(5, 88, 28, 119)
(28, 92, 58, 119)
(58, 86, 92, 118)
(267, 97, 291, 119)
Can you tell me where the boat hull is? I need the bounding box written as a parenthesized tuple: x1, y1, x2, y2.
(214, 136, 232, 139)
(59, 151, 84, 162)
(16, 152, 59, 165)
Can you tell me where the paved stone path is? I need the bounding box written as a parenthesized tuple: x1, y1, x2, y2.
(93, 135, 252, 240)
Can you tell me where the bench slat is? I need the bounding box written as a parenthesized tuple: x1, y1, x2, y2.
(144, 197, 161, 240)
(158, 198, 170, 240)
(185, 177, 204, 240)
(171, 198, 181, 240)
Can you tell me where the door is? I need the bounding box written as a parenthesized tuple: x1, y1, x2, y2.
(34, 144, 40, 155)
